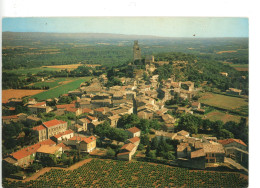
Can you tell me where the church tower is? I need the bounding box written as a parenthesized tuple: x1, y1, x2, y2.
(133, 40, 141, 62)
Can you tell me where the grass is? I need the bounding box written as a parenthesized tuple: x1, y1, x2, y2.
(3, 67, 60, 75)
(32, 78, 78, 89)
(203, 110, 241, 123)
(199, 92, 248, 113)
(31, 77, 91, 100)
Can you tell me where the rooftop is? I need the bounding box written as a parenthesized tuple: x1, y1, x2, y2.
(127, 127, 141, 134)
(37, 145, 61, 154)
(218, 138, 247, 147)
(43, 119, 67, 128)
(120, 143, 136, 152)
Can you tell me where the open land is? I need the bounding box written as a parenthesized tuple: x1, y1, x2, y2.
(199, 92, 248, 112)
(2, 89, 45, 102)
(3, 159, 248, 188)
(32, 78, 79, 89)
(31, 77, 91, 100)
(203, 110, 241, 123)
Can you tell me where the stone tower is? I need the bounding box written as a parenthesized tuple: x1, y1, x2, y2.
(133, 40, 141, 62)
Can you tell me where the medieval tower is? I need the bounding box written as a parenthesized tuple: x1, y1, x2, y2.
(133, 40, 141, 62)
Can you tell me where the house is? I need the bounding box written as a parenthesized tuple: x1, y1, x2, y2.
(176, 107, 192, 114)
(177, 130, 190, 137)
(203, 142, 225, 163)
(67, 136, 96, 152)
(28, 102, 53, 114)
(77, 118, 90, 131)
(177, 143, 191, 158)
(91, 99, 112, 108)
(56, 104, 75, 114)
(65, 107, 82, 116)
(33, 125, 48, 142)
(127, 137, 141, 146)
(218, 138, 248, 166)
(191, 102, 201, 110)
(117, 143, 138, 161)
(126, 127, 141, 138)
(226, 88, 242, 95)
(4, 139, 56, 167)
(2, 115, 19, 124)
(220, 72, 228, 77)
(137, 109, 154, 120)
(94, 107, 110, 119)
(82, 108, 94, 115)
(43, 119, 68, 139)
(107, 115, 121, 128)
(154, 130, 177, 140)
(218, 138, 247, 151)
(36, 145, 63, 158)
(51, 129, 74, 144)
(26, 115, 42, 124)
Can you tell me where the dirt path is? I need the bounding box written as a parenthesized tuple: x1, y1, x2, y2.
(8, 158, 93, 182)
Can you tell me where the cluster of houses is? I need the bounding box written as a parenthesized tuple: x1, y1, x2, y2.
(2, 40, 247, 171)
(4, 118, 97, 167)
(151, 129, 248, 169)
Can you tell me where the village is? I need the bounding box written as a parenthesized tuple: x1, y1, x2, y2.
(2, 41, 248, 181)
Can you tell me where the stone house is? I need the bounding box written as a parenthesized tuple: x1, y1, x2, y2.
(43, 119, 68, 139)
(107, 115, 121, 128)
(67, 136, 96, 152)
(4, 139, 56, 167)
(51, 129, 74, 144)
(117, 143, 138, 161)
(36, 145, 63, 158)
(126, 127, 141, 138)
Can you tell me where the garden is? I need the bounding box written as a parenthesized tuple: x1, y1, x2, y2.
(3, 159, 248, 187)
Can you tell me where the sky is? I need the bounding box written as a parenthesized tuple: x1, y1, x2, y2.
(2, 17, 248, 38)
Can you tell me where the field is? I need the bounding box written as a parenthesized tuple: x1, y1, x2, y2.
(42, 64, 101, 70)
(199, 92, 248, 113)
(203, 110, 241, 123)
(230, 64, 249, 71)
(216, 50, 237, 54)
(3, 159, 248, 187)
(3, 67, 63, 75)
(2, 89, 45, 102)
(31, 77, 91, 100)
(32, 78, 78, 89)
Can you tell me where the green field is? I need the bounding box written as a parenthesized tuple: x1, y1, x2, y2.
(32, 78, 77, 89)
(199, 93, 248, 115)
(3, 159, 247, 187)
(3, 67, 62, 75)
(31, 77, 91, 100)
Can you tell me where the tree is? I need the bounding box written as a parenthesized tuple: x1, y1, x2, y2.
(106, 148, 116, 157)
(151, 137, 159, 150)
(141, 134, 150, 146)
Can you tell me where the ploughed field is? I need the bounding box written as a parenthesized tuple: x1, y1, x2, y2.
(199, 92, 248, 116)
(2, 89, 45, 103)
(204, 110, 242, 123)
(3, 159, 248, 187)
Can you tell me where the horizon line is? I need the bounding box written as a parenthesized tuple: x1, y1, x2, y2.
(2, 31, 249, 38)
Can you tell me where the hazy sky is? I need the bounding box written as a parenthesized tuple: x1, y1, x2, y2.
(2, 17, 248, 37)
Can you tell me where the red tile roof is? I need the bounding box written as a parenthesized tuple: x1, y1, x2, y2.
(2, 115, 18, 120)
(56, 104, 75, 109)
(69, 136, 96, 144)
(120, 143, 136, 152)
(32, 125, 46, 131)
(53, 129, 74, 139)
(218, 139, 247, 147)
(127, 127, 141, 134)
(43, 119, 67, 128)
(66, 107, 79, 112)
(117, 152, 130, 156)
(87, 115, 97, 121)
(34, 102, 46, 106)
(11, 139, 55, 160)
(83, 108, 93, 113)
(128, 137, 140, 144)
(9, 107, 16, 111)
(95, 108, 105, 112)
